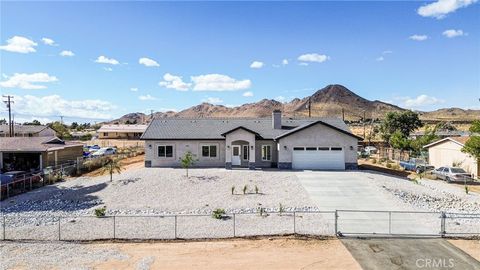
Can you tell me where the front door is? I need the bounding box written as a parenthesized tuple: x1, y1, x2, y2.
(232, 146, 241, 166)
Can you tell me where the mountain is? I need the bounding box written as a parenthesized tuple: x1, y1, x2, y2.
(107, 84, 479, 124)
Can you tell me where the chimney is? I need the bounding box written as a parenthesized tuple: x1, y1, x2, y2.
(272, 110, 282, 129)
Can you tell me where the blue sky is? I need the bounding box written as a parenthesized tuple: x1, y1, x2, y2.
(0, 1, 479, 123)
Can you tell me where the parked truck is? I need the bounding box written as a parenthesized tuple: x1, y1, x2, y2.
(399, 158, 434, 173)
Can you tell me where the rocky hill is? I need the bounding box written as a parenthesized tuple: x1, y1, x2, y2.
(108, 84, 479, 124)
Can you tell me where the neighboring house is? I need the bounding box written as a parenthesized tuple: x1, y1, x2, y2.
(97, 124, 148, 140)
(0, 136, 83, 172)
(424, 137, 479, 178)
(141, 110, 362, 170)
(0, 125, 57, 137)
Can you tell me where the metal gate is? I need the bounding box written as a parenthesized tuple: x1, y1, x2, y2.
(335, 210, 444, 236)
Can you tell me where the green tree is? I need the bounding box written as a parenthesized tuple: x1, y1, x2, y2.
(389, 130, 411, 154)
(70, 122, 79, 130)
(179, 151, 197, 177)
(379, 111, 423, 143)
(24, 119, 42, 125)
(100, 157, 124, 182)
(0, 119, 6, 125)
(48, 121, 72, 140)
(410, 126, 439, 156)
(469, 120, 480, 133)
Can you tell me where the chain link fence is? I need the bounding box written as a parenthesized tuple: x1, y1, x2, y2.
(0, 210, 478, 241)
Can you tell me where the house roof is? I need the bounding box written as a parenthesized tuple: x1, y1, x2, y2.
(220, 126, 262, 138)
(0, 136, 83, 152)
(141, 117, 358, 140)
(0, 125, 51, 135)
(275, 120, 364, 140)
(98, 124, 148, 133)
(423, 136, 470, 148)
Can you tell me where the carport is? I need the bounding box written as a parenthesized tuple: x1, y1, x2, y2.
(1, 152, 42, 172)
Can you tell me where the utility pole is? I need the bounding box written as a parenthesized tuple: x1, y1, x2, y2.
(59, 116, 64, 124)
(2, 95, 14, 137)
(363, 111, 366, 139)
(307, 97, 311, 118)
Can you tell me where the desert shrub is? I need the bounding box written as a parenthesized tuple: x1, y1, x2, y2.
(94, 206, 106, 217)
(212, 208, 226, 219)
(258, 207, 266, 217)
(465, 186, 469, 194)
(279, 203, 285, 214)
(371, 158, 377, 164)
(379, 158, 386, 163)
(243, 185, 248, 194)
(255, 185, 259, 194)
(391, 164, 401, 170)
(231, 186, 235, 195)
(386, 163, 392, 168)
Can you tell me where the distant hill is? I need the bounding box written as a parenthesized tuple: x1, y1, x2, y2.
(107, 84, 479, 124)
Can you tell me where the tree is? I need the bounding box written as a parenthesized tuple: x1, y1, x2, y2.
(70, 122, 79, 130)
(0, 119, 6, 125)
(379, 111, 423, 143)
(24, 119, 41, 125)
(389, 130, 411, 154)
(48, 121, 72, 140)
(469, 120, 480, 133)
(100, 157, 124, 182)
(179, 151, 197, 177)
(410, 126, 439, 156)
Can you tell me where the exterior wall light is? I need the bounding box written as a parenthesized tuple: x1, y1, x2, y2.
(227, 145, 230, 149)
(350, 146, 354, 150)
(284, 145, 287, 150)
(148, 144, 152, 149)
(250, 145, 254, 150)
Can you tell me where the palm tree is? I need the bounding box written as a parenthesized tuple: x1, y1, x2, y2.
(100, 157, 124, 182)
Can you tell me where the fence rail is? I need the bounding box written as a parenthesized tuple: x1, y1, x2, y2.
(0, 210, 478, 241)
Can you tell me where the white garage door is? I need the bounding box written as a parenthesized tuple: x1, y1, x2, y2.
(292, 147, 345, 170)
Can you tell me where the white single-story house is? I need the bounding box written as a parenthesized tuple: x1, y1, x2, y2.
(141, 110, 362, 170)
(424, 137, 479, 178)
(0, 125, 56, 137)
(97, 124, 148, 140)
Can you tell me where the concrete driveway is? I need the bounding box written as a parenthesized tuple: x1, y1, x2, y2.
(295, 171, 404, 211)
(295, 171, 440, 235)
(341, 238, 480, 270)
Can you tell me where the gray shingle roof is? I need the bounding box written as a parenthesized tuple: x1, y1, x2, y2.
(0, 125, 50, 135)
(141, 117, 355, 140)
(0, 137, 83, 152)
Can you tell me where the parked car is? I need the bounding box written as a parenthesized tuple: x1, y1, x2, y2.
(432, 167, 473, 183)
(364, 146, 378, 154)
(91, 147, 116, 157)
(0, 171, 27, 185)
(399, 158, 434, 173)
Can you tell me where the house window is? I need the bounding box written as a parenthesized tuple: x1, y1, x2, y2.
(293, 147, 305, 151)
(103, 132, 108, 137)
(201, 145, 217, 158)
(306, 147, 317, 151)
(261, 145, 271, 161)
(243, 145, 249, 160)
(318, 147, 329, 151)
(158, 145, 174, 158)
(331, 147, 342, 151)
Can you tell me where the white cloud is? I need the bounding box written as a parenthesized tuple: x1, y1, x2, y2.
(202, 97, 223, 104)
(139, 57, 160, 67)
(409, 34, 428, 41)
(225, 104, 239, 108)
(41, 37, 57, 46)
(0, 73, 58, 89)
(250, 61, 264, 69)
(10, 94, 115, 120)
(59, 50, 74, 57)
(383, 50, 393, 54)
(159, 73, 191, 91)
(130, 87, 138, 92)
(103, 67, 113, 72)
(398, 94, 444, 108)
(376, 56, 385, 62)
(275, 96, 286, 102)
(298, 53, 329, 63)
(442, 29, 466, 38)
(243, 91, 254, 97)
(0, 36, 37, 53)
(95, 55, 119, 65)
(282, 59, 289, 65)
(417, 0, 478, 19)
(298, 62, 309, 66)
(191, 74, 251, 91)
(138, 94, 156, 101)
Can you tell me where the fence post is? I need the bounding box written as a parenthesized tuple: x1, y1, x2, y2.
(174, 215, 177, 239)
(334, 210, 338, 236)
(113, 216, 116, 240)
(58, 217, 61, 241)
(389, 211, 392, 234)
(293, 212, 296, 234)
(233, 213, 236, 237)
(440, 212, 446, 237)
(3, 215, 6, 240)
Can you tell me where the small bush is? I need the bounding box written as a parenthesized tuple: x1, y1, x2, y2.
(255, 185, 259, 194)
(371, 158, 377, 164)
(386, 163, 392, 168)
(94, 206, 106, 217)
(391, 164, 400, 170)
(231, 186, 235, 195)
(212, 208, 226, 219)
(243, 185, 248, 194)
(465, 185, 469, 194)
(258, 207, 266, 217)
(279, 203, 284, 214)
(379, 158, 386, 163)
